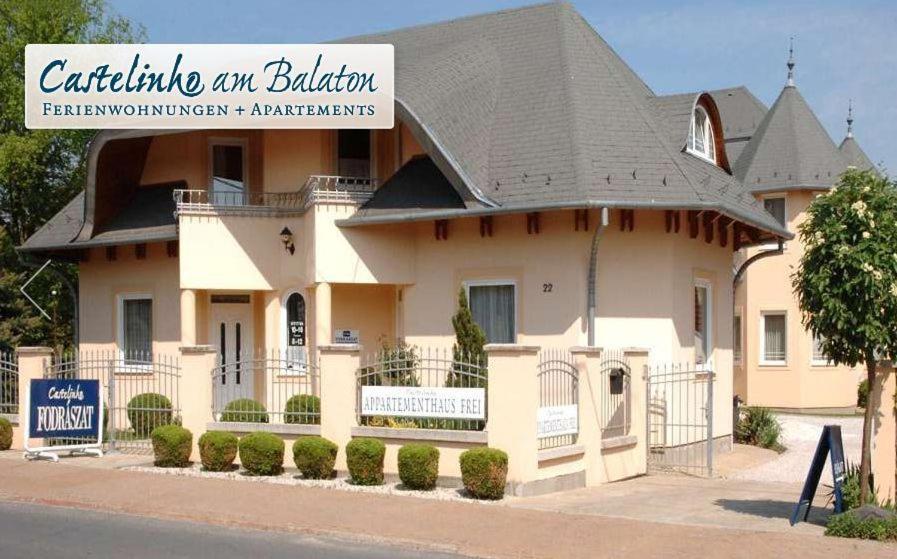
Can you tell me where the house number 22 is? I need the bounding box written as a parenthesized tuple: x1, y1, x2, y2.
(542, 283, 553, 293)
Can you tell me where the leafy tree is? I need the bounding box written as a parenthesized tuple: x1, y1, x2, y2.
(0, 1, 144, 352)
(793, 168, 897, 504)
(447, 287, 487, 387)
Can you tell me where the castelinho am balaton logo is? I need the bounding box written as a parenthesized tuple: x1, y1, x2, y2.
(24, 43, 394, 129)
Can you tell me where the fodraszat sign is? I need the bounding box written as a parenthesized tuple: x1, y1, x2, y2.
(536, 404, 578, 438)
(361, 386, 486, 420)
(24, 44, 394, 129)
(29, 378, 100, 439)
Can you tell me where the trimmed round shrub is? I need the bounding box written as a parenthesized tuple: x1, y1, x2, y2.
(150, 424, 192, 467)
(198, 431, 238, 471)
(284, 394, 321, 425)
(127, 393, 173, 436)
(238, 432, 284, 475)
(220, 399, 269, 423)
(292, 436, 338, 479)
(346, 437, 385, 485)
(460, 447, 508, 500)
(0, 417, 12, 450)
(398, 444, 439, 490)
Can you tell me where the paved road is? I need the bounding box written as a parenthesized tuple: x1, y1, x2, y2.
(0, 501, 467, 559)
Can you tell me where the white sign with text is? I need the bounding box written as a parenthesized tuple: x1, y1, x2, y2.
(360, 386, 486, 420)
(536, 404, 578, 438)
(25, 43, 394, 129)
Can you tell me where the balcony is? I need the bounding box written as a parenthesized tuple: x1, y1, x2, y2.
(173, 175, 377, 216)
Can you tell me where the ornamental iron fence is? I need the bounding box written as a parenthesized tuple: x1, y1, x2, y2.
(537, 349, 579, 450)
(356, 346, 487, 431)
(211, 349, 321, 425)
(0, 351, 18, 416)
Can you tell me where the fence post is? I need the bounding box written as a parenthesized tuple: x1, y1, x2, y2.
(13, 347, 53, 451)
(318, 343, 361, 472)
(107, 358, 117, 453)
(179, 345, 217, 460)
(570, 347, 603, 485)
(706, 367, 714, 477)
(623, 348, 650, 477)
(485, 343, 540, 496)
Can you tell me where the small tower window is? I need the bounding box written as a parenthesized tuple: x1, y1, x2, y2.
(687, 106, 716, 163)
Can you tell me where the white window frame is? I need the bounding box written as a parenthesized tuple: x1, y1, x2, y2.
(280, 289, 308, 375)
(759, 311, 787, 366)
(686, 105, 716, 164)
(116, 293, 153, 372)
(463, 279, 518, 345)
(760, 194, 787, 249)
(733, 311, 743, 366)
(810, 332, 834, 367)
(693, 279, 713, 367)
(208, 137, 249, 194)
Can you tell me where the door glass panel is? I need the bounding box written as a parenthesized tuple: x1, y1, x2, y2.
(235, 322, 242, 385)
(211, 144, 245, 205)
(219, 322, 226, 384)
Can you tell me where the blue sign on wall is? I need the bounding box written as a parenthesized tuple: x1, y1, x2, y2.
(28, 379, 100, 439)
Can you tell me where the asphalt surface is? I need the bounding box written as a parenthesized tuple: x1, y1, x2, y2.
(0, 501, 468, 559)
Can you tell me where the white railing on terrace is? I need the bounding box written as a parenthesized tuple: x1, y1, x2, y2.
(173, 175, 377, 214)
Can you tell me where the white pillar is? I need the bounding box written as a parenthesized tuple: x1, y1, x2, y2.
(180, 289, 197, 346)
(314, 282, 332, 348)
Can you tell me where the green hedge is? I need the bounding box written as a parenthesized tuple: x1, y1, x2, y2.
(0, 417, 11, 450)
(198, 431, 238, 471)
(284, 395, 320, 425)
(150, 425, 192, 467)
(292, 436, 337, 479)
(460, 447, 508, 500)
(398, 444, 439, 490)
(220, 399, 269, 423)
(127, 393, 173, 436)
(346, 438, 385, 486)
(826, 507, 897, 541)
(238, 432, 284, 475)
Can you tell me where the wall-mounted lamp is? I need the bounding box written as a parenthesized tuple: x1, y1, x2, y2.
(280, 227, 295, 255)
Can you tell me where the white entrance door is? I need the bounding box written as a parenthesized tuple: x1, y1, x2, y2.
(210, 301, 254, 410)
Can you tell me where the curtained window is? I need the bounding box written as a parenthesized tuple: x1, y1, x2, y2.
(687, 106, 715, 162)
(468, 283, 515, 344)
(121, 296, 152, 361)
(733, 315, 742, 364)
(812, 333, 831, 365)
(337, 129, 371, 177)
(762, 313, 787, 364)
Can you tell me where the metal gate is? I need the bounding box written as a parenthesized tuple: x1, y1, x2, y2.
(646, 363, 714, 476)
(45, 351, 181, 453)
(0, 351, 18, 418)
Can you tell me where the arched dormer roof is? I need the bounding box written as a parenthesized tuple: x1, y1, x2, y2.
(649, 92, 731, 173)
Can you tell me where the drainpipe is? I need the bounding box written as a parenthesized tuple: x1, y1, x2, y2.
(587, 207, 610, 347)
(17, 251, 79, 349)
(733, 239, 784, 291)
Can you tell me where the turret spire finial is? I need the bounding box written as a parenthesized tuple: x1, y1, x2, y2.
(786, 37, 795, 87)
(846, 99, 854, 138)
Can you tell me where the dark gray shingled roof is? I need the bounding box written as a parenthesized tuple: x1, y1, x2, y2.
(340, 2, 787, 237)
(733, 83, 846, 193)
(23, 2, 789, 252)
(839, 136, 875, 171)
(708, 87, 767, 165)
(19, 184, 178, 252)
(357, 155, 465, 216)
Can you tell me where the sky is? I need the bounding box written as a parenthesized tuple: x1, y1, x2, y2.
(108, 0, 896, 173)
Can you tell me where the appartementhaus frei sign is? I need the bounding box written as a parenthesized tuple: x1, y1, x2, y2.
(360, 386, 485, 420)
(25, 44, 394, 129)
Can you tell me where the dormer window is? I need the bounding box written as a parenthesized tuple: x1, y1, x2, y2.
(687, 106, 716, 163)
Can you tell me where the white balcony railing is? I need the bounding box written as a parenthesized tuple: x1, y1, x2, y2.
(173, 175, 377, 215)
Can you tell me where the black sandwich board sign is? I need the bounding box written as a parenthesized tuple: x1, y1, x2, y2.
(790, 425, 846, 525)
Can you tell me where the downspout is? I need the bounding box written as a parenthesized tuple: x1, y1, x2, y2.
(587, 208, 610, 347)
(17, 252, 79, 349)
(733, 239, 784, 290)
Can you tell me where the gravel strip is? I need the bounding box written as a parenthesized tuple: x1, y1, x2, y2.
(727, 414, 862, 484)
(123, 464, 503, 505)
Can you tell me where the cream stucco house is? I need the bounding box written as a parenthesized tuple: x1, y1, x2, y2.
(716, 56, 875, 412)
(19, 3, 789, 450)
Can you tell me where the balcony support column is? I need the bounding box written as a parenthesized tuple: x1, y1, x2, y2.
(180, 289, 198, 346)
(314, 282, 332, 350)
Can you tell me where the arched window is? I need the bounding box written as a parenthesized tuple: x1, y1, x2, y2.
(283, 291, 307, 372)
(687, 106, 716, 163)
